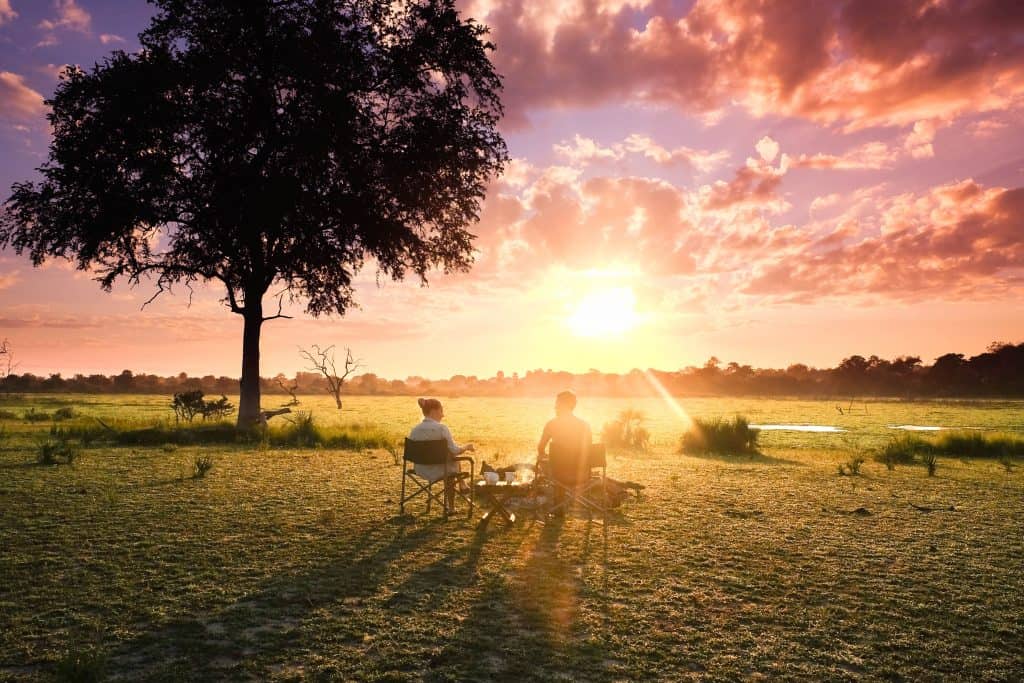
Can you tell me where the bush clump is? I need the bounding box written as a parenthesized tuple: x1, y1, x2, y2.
(680, 416, 759, 455)
(601, 408, 651, 451)
(0, 408, 18, 420)
(23, 408, 52, 422)
(171, 390, 235, 423)
(53, 406, 77, 421)
(193, 456, 214, 478)
(874, 431, 1024, 472)
(37, 438, 80, 465)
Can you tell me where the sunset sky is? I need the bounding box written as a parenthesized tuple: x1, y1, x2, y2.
(2, 0, 1023, 379)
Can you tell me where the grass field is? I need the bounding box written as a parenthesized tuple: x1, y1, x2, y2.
(2, 394, 1023, 681)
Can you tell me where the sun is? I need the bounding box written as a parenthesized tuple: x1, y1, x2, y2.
(567, 287, 639, 337)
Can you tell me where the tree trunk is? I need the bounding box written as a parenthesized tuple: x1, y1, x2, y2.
(237, 292, 264, 428)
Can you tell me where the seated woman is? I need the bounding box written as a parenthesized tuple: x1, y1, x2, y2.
(407, 397, 475, 510)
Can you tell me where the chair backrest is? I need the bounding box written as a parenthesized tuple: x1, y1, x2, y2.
(549, 442, 605, 484)
(403, 438, 451, 465)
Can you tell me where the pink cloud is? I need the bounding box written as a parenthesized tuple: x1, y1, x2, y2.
(0, 71, 46, 122)
(553, 133, 728, 172)
(0, 0, 16, 26)
(99, 33, 125, 45)
(465, 0, 1024, 129)
(743, 180, 1024, 302)
(38, 0, 91, 33)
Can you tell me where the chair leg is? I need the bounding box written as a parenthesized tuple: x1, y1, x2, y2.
(400, 469, 406, 514)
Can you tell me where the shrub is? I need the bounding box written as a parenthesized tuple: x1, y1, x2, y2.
(116, 422, 238, 446)
(55, 646, 107, 683)
(193, 456, 214, 478)
(838, 456, 865, 476)
(53, 406, 77, 421)
(601, 408, 651, 451)
(36, 439, 78, 465)
(23, 408, 52, 422)
(0, 424, 8, 446)
(0, 408, 17, 420)
(171, 390, 235, 423)
(50, 424, 107, 447)
(874, 434, 926, 468)
(934, 431, 1024, 459)
(680, 416, 759, 455)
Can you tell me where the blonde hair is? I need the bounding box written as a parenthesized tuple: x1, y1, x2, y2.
(418, 397, 442, 416)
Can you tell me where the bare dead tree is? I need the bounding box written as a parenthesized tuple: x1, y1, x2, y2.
(0, 339, 16, 393)
(300, 345, 362, 410)
(274, 374, 300, 407)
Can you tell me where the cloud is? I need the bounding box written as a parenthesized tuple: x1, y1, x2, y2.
(904, 119, 938, 159)
(743, 180, 1024, 302)
(465, 0, 1024, 129)
(622, 134, 729, 172)
(99, 33, 125, 45)
(755, 136, 779, 164)
(968, 118, 1009, 138)
(0, 0, 17, 26)
(0, 271, 19, 290)
(791, 141, 902, 170)
(38, 0, 91, 32)
(553, 133, 728, 172)
(553, 134, 622, 164)
(0, 71, 46, 122)
(36, 0, 91, 46)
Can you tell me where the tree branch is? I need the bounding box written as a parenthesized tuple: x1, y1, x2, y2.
(262, 293, 293, 322)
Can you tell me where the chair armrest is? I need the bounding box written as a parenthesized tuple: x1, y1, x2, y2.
(452, 456, 475, 472)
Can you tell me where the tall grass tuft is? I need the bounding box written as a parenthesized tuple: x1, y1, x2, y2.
(680, 416, 759, 455)
(193, 456, 214, 478)
(874, 434, 926, 469)
(601, 408, 651, 451)
(933, 431, 1024, 458)
(37, 438, 79, 465)
(875, 431, 1023, 472)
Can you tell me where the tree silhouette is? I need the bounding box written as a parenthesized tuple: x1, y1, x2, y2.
(0, 0, 506, 426)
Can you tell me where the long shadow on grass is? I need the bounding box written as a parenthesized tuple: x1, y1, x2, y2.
(103, 516, 452, 680)
(682, 450, 803, 466)
(425, 516, 614, 681)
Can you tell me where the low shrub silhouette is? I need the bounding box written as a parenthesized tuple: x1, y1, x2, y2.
(37, 438, 79, 465)
(680, 416, 759, 455)
(601, 408, 651, 451)
(838, 456, 865, 476)
(53, 406, 77, 420)
(193, 456, 214, 478)
(171, 390, 235, 423)
(874, 431, 1022, 472)
(23, 408, 52, 422)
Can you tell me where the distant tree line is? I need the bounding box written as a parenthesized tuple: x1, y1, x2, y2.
(2, 341, 1023, 399)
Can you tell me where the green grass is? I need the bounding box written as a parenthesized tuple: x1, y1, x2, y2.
(679, 415, 760, 455)
(0, 395, 1023, 680)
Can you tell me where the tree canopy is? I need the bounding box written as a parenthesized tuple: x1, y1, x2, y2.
(1, 0, 507, 425)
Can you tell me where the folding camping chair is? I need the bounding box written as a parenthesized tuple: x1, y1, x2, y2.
(399, 438, 474, 519)
(543, 442, 608, 523)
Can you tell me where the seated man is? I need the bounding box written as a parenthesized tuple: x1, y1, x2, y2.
(408, 397, 475, 511)
(537, 391, 592, 505)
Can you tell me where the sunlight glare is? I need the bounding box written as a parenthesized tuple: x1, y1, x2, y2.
(567, 287, 638, 337)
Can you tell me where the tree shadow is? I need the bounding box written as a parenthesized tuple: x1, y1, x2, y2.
(682, 450, 804, 466)
(103, 516, 452, 680)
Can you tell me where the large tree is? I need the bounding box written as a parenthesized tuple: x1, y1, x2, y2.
(0, 0, 506, 426)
